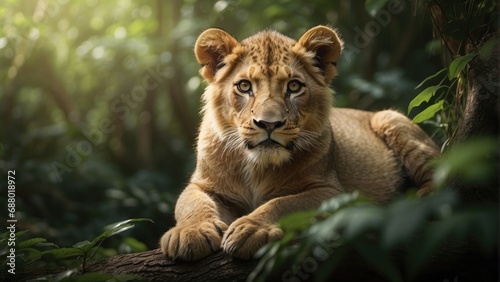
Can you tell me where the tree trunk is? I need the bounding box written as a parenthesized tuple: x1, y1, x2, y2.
(427, 0, 499, 203)
(449, 48, 500, 203)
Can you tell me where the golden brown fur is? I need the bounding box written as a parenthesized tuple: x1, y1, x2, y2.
(160, 26, 440, 261)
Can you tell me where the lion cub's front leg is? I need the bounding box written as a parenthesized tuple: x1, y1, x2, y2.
(160, 185, 228, 261)
(222, 187, 337, 259)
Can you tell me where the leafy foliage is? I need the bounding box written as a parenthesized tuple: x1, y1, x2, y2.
(407, 0, 497, 141)
(432, 137, 499, 188)
(0, 218, 151, 281)
(251, 187, 498, 282)
(408, 53, 477, 126)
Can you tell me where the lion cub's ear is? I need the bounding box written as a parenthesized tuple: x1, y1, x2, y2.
(195, 28, 238, 82)
(295, 25, 343, 83)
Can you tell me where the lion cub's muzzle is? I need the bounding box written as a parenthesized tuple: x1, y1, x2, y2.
(245, 118, 291, 149)
(253, 119, 286, 134)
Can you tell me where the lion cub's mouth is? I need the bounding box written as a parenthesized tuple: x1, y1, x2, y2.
(246, 138, 284, 149)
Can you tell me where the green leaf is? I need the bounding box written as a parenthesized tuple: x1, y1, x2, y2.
(365, 0, 389, 17)
(317, 191, 364, 213)
(0, 230, 28, 244)
(42, 248, 84, 261)
(16, 247, 42, 265)
(33, 242, 59, 249)
(250, 241, 288, 282)
(72, 240, 94, 253)
(412, 100, 444, 123)
(279, 210, 316, 233)
(382, 199, 423, 248)
(408, 85, 445, 114)
(103, 218, 154, 230)
(307, 203, 382, 242)
(92, 225, 135, 246)
(382, 191, 457, 249)
(18, 238, 47, 248)
(93, 218, 153, 246)
(448, 53, 476, 79)
(433, 137, 498, 186)
(341, 206, 384, 239)
(414, 68, 447, 89)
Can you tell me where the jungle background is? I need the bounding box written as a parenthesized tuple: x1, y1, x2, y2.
(0, 0, 498, 281)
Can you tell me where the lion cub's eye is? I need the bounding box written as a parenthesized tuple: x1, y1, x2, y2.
(287, 80, 303, 94)
(235, 80, 252, 94)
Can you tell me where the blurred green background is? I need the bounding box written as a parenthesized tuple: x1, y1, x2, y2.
(0, 0, 444, 250)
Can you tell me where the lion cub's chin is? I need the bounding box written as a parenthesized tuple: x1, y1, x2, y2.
(246, 146, 292, 167)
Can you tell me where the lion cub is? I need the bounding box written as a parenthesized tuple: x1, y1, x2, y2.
(160, 26, 439, 261)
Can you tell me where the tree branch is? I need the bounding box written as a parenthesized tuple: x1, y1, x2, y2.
(85, 249, 260, 282)
(83, 242, 498, 282)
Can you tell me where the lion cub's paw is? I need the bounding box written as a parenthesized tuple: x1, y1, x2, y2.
(222, 216, 283, 259)
(160, 219, 228, 261)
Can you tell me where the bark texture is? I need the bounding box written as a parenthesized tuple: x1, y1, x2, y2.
(84, 243, 498, 282)
(450, 50, 500, 202)
(86, 249, 259, 282)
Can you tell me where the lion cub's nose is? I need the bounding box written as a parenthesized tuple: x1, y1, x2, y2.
(253, 119, 285, 134)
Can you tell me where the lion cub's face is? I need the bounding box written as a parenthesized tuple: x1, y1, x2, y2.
(195, 26, 343, 166)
